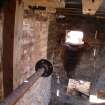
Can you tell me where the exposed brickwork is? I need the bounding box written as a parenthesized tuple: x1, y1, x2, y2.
(48, 16, 105, 105)
(0, 1, 52, 103)
(13, 12, 51, 105)
(16, 15, 49, 85)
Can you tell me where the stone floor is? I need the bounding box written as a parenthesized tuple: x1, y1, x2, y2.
(49, 71, 105, 105)
(49, 94, 105, 105)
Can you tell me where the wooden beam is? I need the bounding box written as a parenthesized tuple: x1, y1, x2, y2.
(2, 0, 16, 97)
(82, 0, 103, 15)
(67, 79, 91, 96)
(23, 0, 65, 10)
(13, 0, 24, 89)
(56, 8, 105, 19)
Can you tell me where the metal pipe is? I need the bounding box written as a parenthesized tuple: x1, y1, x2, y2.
(0, 68, 45, 105)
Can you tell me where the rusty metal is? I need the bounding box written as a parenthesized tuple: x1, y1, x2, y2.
(0, 59, 53, 105)
(35, 59, 53, 77)
(0, 68, 44, 105)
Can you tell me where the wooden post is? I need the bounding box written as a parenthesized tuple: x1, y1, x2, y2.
(2, 0, 16, 97)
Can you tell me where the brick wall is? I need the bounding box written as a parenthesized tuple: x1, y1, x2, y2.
(48, 16, 105, 105)
(48, 16, 105, 80)
(13, 12, 51, 105)
(0, 1, 52, 103)
(14, 14, 50, 86)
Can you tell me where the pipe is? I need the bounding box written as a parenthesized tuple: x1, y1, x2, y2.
(0, 69, 44, 105)
(0, 59, 53, 105)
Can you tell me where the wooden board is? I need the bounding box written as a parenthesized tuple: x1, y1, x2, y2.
(82, 0, 103, 15)
(67, 79, 91, 96)
(23, 0, 65, 10)
(97, 90, 105, 99)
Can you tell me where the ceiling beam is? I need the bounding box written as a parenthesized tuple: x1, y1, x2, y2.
(56, 8, 105, 18)
(23, 0, 65, 10)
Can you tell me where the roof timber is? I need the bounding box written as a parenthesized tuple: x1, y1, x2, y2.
(23, 0, 65, 10)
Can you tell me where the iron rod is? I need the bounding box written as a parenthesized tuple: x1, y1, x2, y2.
(0, 68, 44, 105)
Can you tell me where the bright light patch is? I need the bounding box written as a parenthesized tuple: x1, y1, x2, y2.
(79, 80, 84, 84)
(56, 89, 60, 96)
(24, 80, 29, 83)
(66, 31, 84, 45)
(89, 95, 105, 104)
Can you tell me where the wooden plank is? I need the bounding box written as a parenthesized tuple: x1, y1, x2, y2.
(82, 0, 103, 15)
(97, 90, 105, 99)
(67, 79, 91, 96)
(23, 0, 65, 9)
(2, 0, 16, 97)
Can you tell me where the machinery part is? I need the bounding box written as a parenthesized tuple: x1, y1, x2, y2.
(1, 59, 53, 105)
(35, 59, 53, 77)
